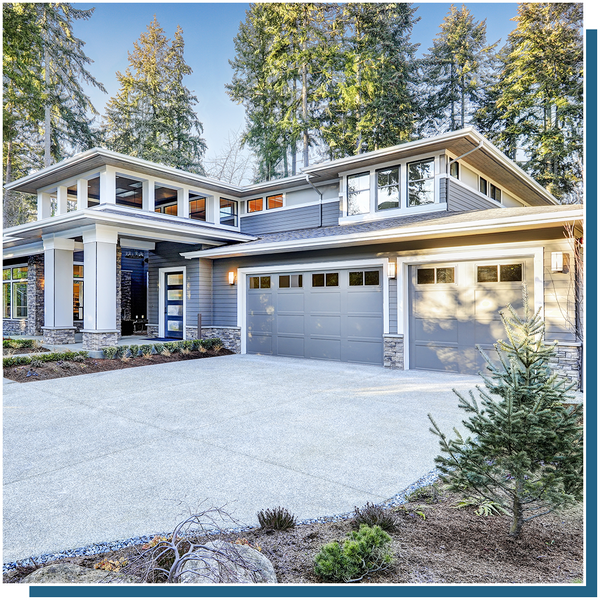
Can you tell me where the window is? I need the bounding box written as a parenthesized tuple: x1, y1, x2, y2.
(3, 266, 28, 319)
(477, 264, 522, 283)
(279, 274, 303, 288)
(347, 172, 370, 215)
(249, 275, 271, 289)
(87, 177, 100, 207)
(349, 271, 380, 286)
(312, 273, 339, 287)
(189, 193, 206, 221)
(376, 167, 400, 211)
(408, 158, 435, 206)
(116, 176, 143, 209)
(220, 198, 238, 227)
(450, 161, 459, 179)
(155, 185, 178, 215)
(417, 267, 455, 285)
(479, 177, 488, 196)
(73, 265, 84, 321)
(247, 198, 263, 213)
(67, 185, 78, 212)
(267, 194, 283, 210)
(490, 183, 501, 202)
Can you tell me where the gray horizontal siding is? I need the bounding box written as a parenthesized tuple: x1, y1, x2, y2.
(447, 178, 499, 212)
(389, 278, 397, 334)
(240, 201, 339, 235)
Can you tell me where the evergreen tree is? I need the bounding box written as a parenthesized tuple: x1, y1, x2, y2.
(428, 290, 583, 538)
(104, 17, 206, 173)
(475, 3, 583, 202)
(419, 4, 497, 135)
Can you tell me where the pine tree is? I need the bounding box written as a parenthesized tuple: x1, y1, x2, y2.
(428, 290, 583, 538)
(475, 3, 583, 201)
(419, 4, 497, 135)
(104, 17, 206, 173)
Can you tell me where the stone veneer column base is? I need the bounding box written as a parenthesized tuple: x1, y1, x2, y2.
(82, 330, 120, 351)
(548, 341, 582, 389)
(383, 334, 404, 369)
(146, 325, 159, 338)
(42, 327, 77, 345)
(197, 326, 241, 354)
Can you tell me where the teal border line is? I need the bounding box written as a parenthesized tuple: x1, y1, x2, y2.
(29, 26, 598, 600)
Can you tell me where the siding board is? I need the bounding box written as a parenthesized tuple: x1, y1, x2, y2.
(447, 178, 499, 212)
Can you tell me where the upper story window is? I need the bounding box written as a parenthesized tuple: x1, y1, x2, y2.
(220, 198, 238, 227)
(376, 166, 400, 211)
(67, 185, 78, 212)
(116, 176, 143, 209)
(247, 198, 263, 213)
(479, 177, 488, 195)
(87, 177, 100, 207)
(450, 161, 459, 179)
(267, 194, 283, 210)
(407, 158, 435, 206)
(490, 183, 501, 202)
(3, 266, 28, 319)
(189, 193, 206, 221)
(155, 185, 178, 215)
(347, 172, 370, 216)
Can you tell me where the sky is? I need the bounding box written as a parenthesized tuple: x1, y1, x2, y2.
(72, 1, 596, 166)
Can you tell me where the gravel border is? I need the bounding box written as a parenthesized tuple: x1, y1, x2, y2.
(3, 469, 440, 574)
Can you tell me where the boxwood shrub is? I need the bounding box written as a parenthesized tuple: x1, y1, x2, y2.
(3, 350, 89, 368)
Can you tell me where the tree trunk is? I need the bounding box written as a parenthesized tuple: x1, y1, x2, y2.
(44, 46, 52, 167)
(4, 140, 13, 205)
(509, 483, 524, 537)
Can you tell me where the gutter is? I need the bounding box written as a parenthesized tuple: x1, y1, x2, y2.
(305, 174, 323, 227)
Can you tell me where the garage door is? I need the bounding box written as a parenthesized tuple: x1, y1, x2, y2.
(409, 258, 534, 374)
(246, 268, 383, 365)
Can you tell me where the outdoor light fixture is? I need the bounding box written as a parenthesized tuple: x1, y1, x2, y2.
(551, 252, 568, 273)
(387, 261, 397, 279)
(228, 271, 236, 285)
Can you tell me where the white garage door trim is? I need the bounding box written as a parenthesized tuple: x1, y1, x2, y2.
(396, 243, 544, 370)
(237, 258, 391, 355)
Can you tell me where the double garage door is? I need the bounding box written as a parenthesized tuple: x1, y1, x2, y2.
(246, 268, 383, 365)
(409, 257, 534, 374)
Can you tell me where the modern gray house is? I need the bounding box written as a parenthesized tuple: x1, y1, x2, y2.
(3, 128, 583, 383)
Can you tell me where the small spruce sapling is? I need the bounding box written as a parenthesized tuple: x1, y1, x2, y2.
(428, 288, 583, 537)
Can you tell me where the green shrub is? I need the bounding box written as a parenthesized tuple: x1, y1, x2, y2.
(164, 342, 179, 353)
(200, 337, 221, 350)
(3, 338, 34, 349)
(257, 506, 296, 530)
(3, 350, 88, 368)
(353, 502, 398, 531)
(313, 525, 393, 583)
(190, 339, 201, 351)
(407, 484, 441, 504)
(139, 344, 153, 356)
(115, 345, 128, 359)
(153, 342, 165, 354)
(128, 345, 139, 357)
(182, 340, 193, 351)
(103, 346, 118, 359)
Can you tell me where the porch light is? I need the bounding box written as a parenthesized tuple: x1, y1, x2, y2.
(228, 271, 236, 285)
(387, 261, 396, 279)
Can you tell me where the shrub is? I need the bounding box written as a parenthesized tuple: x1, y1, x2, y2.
(182, 340, 193, 351)
(313, 525, 393, 583)
(139, 344, 153, 357)
(200, 337, 221, 351)
(3, 350, 88, 368)
(352, 502, 398, 531)
(153, 343, 165, 354)
(115, 345, 128, 359)
(257, 506, 296, 530)
(406, 484, 441, 504)
(164, 342, 179, 354)
(190, 339, 201, 351)
(3, 338, 34, 349)
(128, 345, 139, 357)
(103, 346, 118, 359)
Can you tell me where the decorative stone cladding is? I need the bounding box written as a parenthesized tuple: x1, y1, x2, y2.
(383, 334, 405, 369)
(3, 319, 28, 335)
(82, 331, 119, 351)
(27, 254, 44, 335)
(116, 244, 122, 334)
(121, 270, 132, 320)
(198, 326, 241, 354)
(549, 342, 582, 389)
(146, 324, 159, 338)
(43, 327, 76, 345)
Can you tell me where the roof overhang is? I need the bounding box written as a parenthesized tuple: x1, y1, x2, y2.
(181, 207, 583, 260)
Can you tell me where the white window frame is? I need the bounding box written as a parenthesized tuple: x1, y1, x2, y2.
(3, 264, 28, 320)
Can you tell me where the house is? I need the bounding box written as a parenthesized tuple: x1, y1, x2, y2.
(2, 127, 583, 384)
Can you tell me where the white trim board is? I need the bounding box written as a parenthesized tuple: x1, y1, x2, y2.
(158, 266, 187, 340)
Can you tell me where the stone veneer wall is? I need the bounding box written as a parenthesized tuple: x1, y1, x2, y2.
(549, 342, 582, 389)
(43, 327, 76, 344)
(146, 324, 159, 338)
(82, 331, 119, 351)
(27, 254, 44, 335)
(3, 319, 28, 335)
(383, 335, 404, 369)
(121, 270, 132, 320)
(185, 326, 241, 353)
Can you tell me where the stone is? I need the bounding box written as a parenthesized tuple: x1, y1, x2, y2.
(42, 327, 76, 345)
(178, 541, 277, 584)
(200, 327, 241, 353)
(21, 563, 138, 584)
(82, 331, 119, 351)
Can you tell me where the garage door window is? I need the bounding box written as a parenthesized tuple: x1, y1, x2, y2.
(312, 273, 339, 287)
(477, 264, 522, 283)
(279, 274, 303, 288)
(349, 271, 380, 286)
(250, 276, 271, 289)
(417, 267, 455, 284)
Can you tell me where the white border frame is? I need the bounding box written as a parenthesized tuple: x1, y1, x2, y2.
(396, 243, 545, 370)
(158, 266, 187, 339)
(236, 258, 391, 355)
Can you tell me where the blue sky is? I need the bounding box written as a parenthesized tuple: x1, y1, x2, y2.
(72, 2, 592, 161)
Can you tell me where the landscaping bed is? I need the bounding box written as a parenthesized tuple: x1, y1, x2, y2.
(3, 490, 583, 585)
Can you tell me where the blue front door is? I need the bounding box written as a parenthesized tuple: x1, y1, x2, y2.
(165, 271, 184, 339)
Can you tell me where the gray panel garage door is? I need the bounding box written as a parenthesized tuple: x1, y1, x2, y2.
(247, 268, 383, 365)
(409, 258, 534, 374)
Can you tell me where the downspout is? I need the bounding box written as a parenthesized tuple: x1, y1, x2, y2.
(305, 174, 323, 227)
(446, 139, 484, 210)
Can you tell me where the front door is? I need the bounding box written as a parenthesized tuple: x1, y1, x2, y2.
(165, 271, 184, 339)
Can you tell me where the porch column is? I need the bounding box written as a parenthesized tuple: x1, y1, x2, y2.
(37, 192, 52, 220)
(99, 167, 117, 205)
(143, 180, 155, 212)
(42, 235, 76, 344)
(77, 178, 88, 210)
(178, 188, 189, 218)
(82, 225, 119, 351)
(56, 185, 68, 215)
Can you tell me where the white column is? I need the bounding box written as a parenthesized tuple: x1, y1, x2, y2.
(99, 167, 117, 205)
(56, 186, 68, 215)
(42, 236, 75, 328)
(83, 225, 118, 331)
(77, 178, 88, 210)
(37, 192, 52, 220)
(178, 188, 189, 218)
(143, 180, 155, 212)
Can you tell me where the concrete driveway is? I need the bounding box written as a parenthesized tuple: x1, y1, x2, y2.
(3, 354, 480, 565)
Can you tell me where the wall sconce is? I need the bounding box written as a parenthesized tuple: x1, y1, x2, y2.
(387, 261, 396, 279)
(551, 252, 568, 273)
(228, 271, 236, 285)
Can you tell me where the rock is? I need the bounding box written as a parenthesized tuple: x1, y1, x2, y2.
(178, 541, 277, 584)
(21, 563, 139, 584)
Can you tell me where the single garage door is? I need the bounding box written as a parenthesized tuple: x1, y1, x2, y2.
(246, 268, 383, 365)
(409, 258, 534, 374)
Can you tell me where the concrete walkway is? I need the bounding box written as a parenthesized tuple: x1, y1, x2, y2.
(3, 354, 480, 565)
